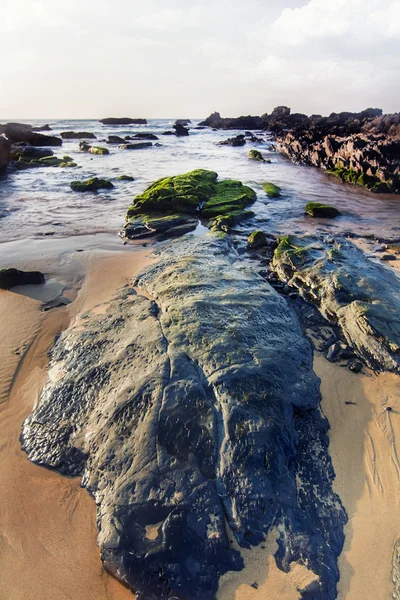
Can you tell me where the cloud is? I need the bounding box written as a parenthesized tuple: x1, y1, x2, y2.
(0, 0, 399, 118)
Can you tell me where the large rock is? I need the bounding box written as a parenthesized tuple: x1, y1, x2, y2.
(0, 136, 10, 171)
(100, 117, 147, 125)
(21, 233, 346, 600)
(173, 124, 189, 136)
(0, 123, 62, 146)
(199, 112, 264, 130)
(124, 169, 257, 236)
(273, 234, 400, 373)
(0, 268, 44, 289)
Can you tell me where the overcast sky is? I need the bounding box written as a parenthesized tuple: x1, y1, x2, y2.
(0, 0, 399, 119)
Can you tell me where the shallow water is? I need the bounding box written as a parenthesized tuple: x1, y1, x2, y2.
(0, 118, 399, 244)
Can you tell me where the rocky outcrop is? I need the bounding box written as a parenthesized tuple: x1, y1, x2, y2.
(276, 131, 400, 193)
(132, 133, 159, 141)
(0, 268, 44, 289)
(124, 169, 257, 238)
(273, 234, 400, 373)
(198, 112, 264, 130)
(174, 119, 191, 126)
(0, 123, 62, 146)
(21, 233, 346, 600)
(60, 131, 96, 140)
(120, 142, 153, 150)
(79, 141, 109, 155)
(100, 118, 147, 125)
(0, 136, 10, 171)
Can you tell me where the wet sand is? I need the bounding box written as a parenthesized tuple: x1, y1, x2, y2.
(0, 244, 153, 600)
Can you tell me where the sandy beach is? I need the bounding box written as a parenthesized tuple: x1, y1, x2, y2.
(0, 243, 154, 600)
(1, 237, 400, 600)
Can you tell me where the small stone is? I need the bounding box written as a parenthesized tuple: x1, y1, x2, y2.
(349, 360, 363, 373)
(326, 342, 341, 362)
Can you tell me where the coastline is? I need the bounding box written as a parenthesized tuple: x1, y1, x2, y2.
(0, 240, 154, 600)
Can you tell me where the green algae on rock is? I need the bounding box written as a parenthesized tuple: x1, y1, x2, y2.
(201, 179, 257, 218)
(263, 182, 281, 198)
(273, 234, 400, 373)
(248, 149, 265, 162)
(14, 154, 77, 169)
(70, 177, 114, 192)
(127, 169, 218, 217)
(125, 169, 257, 238)
(117, 175, 135, 181)
(247, 230, 268, 249)
(125, 213, 198, 239)
(325, 167, 392, 193)
(305, 202, 341, 218)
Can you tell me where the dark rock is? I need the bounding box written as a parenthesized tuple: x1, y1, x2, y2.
(247, 230, 268, 249)
(174, 119, 191, 126)
(348, 360, 363, 373)
(217, 135, 246, 147)
(173, 124, 189, 136)
(120, 142, 153, 150)
(0, 136, 11, 171)
(305, 202, 341, 218)
(199, 112, 264, 130)
(99, 117, 148, 125)
(11, 146, 54, 160)
(60, 131, 97, 140)
(117, 175, 135, 181)
(70, 177, 114, 192)
(107, 135, 126, 144)
(380, 253, 396, 261)
(0, 268, 45, 289)
(21, 233, 346, 600)
(0, 123, 62, 146)
(273, 234, 400, 373)
(31, 124, 52, 131)
(133, 133, 159, 140)
(162, 131, 176, 135)
(326, 343, 341, 362)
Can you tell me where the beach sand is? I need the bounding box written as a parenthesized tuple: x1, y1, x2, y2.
(0, 245, 153, 600)
(1, 240, 400, 600)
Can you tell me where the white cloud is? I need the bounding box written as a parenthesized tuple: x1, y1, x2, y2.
(0, 0, 399, 118)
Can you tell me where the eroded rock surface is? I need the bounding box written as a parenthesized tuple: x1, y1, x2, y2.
(273, 235, 400, 373)
(21, 234, 345, 600)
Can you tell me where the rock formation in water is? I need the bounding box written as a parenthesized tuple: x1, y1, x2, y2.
(60, 131, 97, 139)
(123, 169, 256, 239)
(273, 234, 400, 373)
(21, 233, 346, 600)
(0, 136, 10, 171)
(0, 122, 62, 146)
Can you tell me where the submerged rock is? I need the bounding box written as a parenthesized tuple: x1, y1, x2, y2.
(273, 234, 400, 373)
(263, 182, 281, 198)
(248, 149, 265, 162)
(21, 233, 346, 600)
(305, 202, 340, 218)
(247, 230, 268, 249)
(0, 268, 45, 289)
(120, 142, 153, 150)
(117, 175, 135, 181)
(70, 177, 113, 192)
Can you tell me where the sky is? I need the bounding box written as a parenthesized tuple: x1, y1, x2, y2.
(0, 0, 399, 119)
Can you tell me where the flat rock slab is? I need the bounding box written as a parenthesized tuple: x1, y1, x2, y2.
(21, 234, 346, 600)
(273, 234, 400, 373)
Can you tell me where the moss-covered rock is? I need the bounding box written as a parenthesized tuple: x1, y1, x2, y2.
(89, 146, 109, 155)
(125, 213, 198, 239)
(248, 149, 265, 162)
(305, 202, 341, 218)
(325, 166, 392, 193)
(209, 210, 254, 232)
(127, 169, 218, 217)
(70, 177, 114, 192)
(263, 182, 281, 198)
(117, 175, 135, 181)
(247, 230, 267, 249)
(202, 180, 257, 218)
